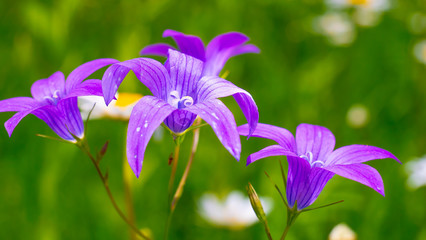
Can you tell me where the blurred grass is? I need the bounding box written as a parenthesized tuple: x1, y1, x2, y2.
(1, 0, 426, 239)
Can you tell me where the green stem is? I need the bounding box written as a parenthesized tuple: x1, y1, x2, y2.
(264, 171, 289, 209)
(301, 200, 344, 212)
(123, 137, 137, 240)
(77, 139, 150, 240)
(168, 144, 181, 202)
(171, 119, 200, 211)
(280, 205, 300, 240)
(164, 144, 181, 240)
(263, 220, 274, 240)
(164, 118, 202, 240)
(279, 160, 286, 190)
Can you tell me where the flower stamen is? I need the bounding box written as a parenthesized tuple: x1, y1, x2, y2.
(43, 90, 61, 105)
(299, 151, 325, 168)
(169, 90, 194, 109)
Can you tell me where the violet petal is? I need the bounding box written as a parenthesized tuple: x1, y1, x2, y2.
(58, 97, 84, 139)
(32, 105, 75, 141)
(167, 49, 203, 97)
(238, 123, 296, 151)
(163, 29, 206, 61)
(196, 76, 258, 136)
(4, 108, 37, 137)
(0, 97, 39, 112)
(204, 32, 259, 76)
(102, 58, 169, 105)
(246, 145, 298, 166)
(31, 71, 65, 103)
(296, 167, 335, 210)
(185, 99, 240, 160)
(127, 96, 175, 177)
(66, 58, 119, 93)
(140, 43, 176, 57)
(324, 163, 385, 196)
(163, 109, 197, 133)
(286, 156, 312, 209)
(326, 144, 400, 166)
(65, 80, 103, 99)
(296, 124, 336, 162)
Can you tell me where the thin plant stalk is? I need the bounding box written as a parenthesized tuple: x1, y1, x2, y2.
(77, 139, 150, 240)
(280, 205, 300, 240)
(168, 144, 181, 202)
(164, 118, 202, 240)
(171, 117, 201, 211)
(122, 131, 137, 240)
(164, 140, 181, 240)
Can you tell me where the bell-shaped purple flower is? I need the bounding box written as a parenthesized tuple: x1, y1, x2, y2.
(102, 49, 258, 177)
(140, 29, 260, 76)
(0, 59, 118, 141)
(239, 123, 400, 210)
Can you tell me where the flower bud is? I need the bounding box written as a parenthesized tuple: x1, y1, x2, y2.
(246, 183, 267, 224)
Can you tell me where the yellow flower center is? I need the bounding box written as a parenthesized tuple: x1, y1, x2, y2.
(348, 0, 369, 6)
(115, 93, 143, 107)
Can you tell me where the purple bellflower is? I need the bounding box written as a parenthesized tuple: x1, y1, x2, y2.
(238, 123, 400, 210)
(102, 49, 258, 177)
(140, 29, 260, 76)
(0, 59, 118, 141)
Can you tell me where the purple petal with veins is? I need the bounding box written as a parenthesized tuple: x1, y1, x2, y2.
(240, 123, 400, 209)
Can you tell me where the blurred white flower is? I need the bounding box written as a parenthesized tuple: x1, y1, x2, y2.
(326, 0, 390, 11)
(325, 0, 390, 27)
(314, 12, 356, 46)
(410, 13, 426, 34)
(329, 223, 357, 240)
(198, 191, 273, 229)
(413, 40, 426, 65)
(346, 104, 369, 128)
(405, 155, 426, 189)
(78, 93, 143, 121)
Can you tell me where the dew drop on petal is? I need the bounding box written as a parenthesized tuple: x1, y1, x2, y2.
(144, 121, 149, 128)
(211, 113, 219, 120)
(136, 127, 141, 132)
(134, 155, 137, 159)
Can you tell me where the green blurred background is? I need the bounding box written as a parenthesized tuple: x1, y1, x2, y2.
(1, 0, 425, 239)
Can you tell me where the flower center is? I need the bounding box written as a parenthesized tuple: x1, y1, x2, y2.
(169, 90, 194, 109)
(43, 90, 61, 105)
(299, 151, 325, 168)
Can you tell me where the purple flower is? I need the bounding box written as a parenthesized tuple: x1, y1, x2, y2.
(140, 29, 260, 76)
(0, 59, 118, 141)
(102, 49, 258, 177)
(238, 123, 400, 210)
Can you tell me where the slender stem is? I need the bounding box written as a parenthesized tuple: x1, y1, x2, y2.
(171, 117, 201, 211)
(301, 200, 344, 212)
(77, 140, 150, 240)
(281, 225, 291, 240)
(123, 138, 137, 240)
(164, 118, 202, 240)
(164, 144, 180, 240)
(263, 220, 274, 240)
(168, 144, 181, 202)
(280, 203, 300, 240)
(280, 208, 299, 240)
(264, 171, 288, 209)
(279, 160, 286, 189)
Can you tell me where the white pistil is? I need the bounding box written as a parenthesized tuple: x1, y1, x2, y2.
(43, 90, 61, 105)
(168, 90, 194, 109)
(300, 151, 325, 168)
